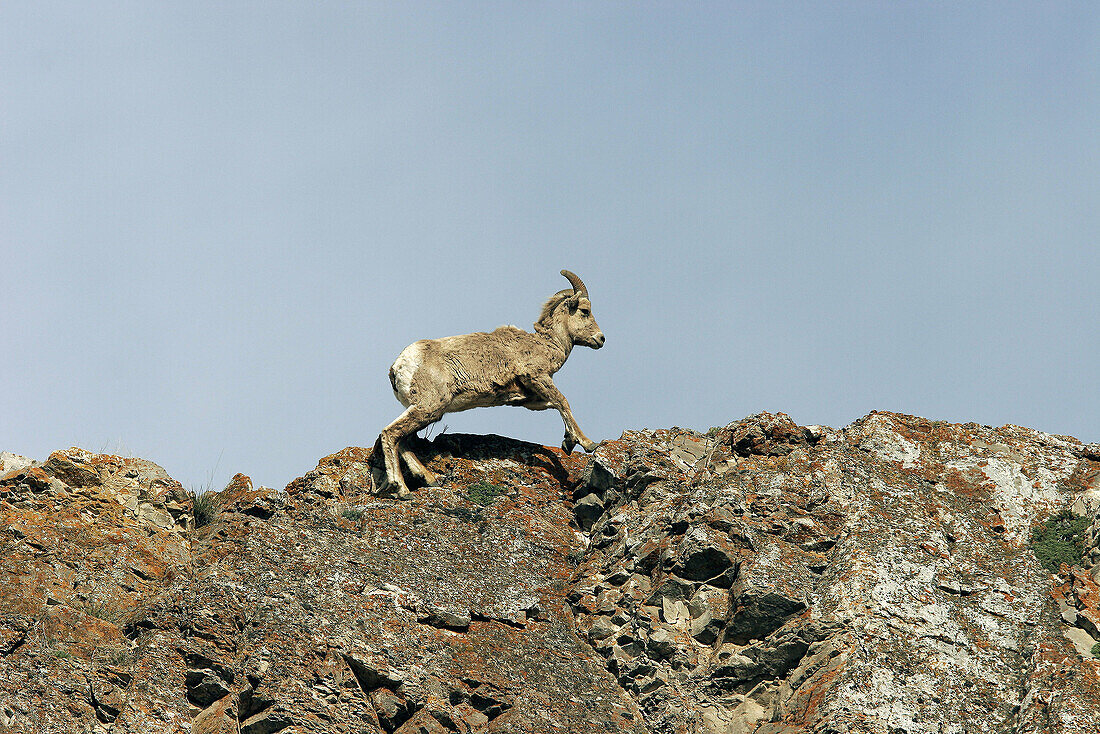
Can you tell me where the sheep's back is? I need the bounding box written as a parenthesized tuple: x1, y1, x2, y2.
(391, 327, 547, 410)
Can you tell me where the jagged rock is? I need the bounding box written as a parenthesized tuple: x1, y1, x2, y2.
(581, 453, 619, 496)
(4, 414, 1100, 732)
(369, 687, 417, 730)
(672, 528, 737, 583)
(587, 615, 619, 641)
(391, 708, 453, 733)
(191, 695, 236, 734)
(42, 448, 102, 488)
(573, 492, 605, 530)
(724, 590, 807, 645)
(419, 604, 471, 631)
(689, 585, 731, 644)
(239, 709, 295, 734)
(645, 627, 678, 659)
(727, 412, 817, 458)
(185, 669, 233, 707)
(0, 451, 34, 475)
(566, 415, 1100, 732)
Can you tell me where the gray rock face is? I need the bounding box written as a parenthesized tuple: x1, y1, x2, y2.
(3, 413, 1100, 733)
(568, 413, 1100, 733)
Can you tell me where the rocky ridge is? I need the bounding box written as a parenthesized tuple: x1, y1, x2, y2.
(2, 411, 1100, 733)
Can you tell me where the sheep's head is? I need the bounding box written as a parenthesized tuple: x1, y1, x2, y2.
(560, 270, 605, 349)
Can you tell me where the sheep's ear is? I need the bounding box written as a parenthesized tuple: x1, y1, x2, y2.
(566, 295, 580, 312)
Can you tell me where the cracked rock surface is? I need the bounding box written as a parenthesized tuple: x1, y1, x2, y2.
(2, 412, 1100, 732)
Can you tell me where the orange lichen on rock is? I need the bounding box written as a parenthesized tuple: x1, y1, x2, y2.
(3, 414, 1100, 732)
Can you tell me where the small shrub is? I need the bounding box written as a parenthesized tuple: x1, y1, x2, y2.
(1031, 510, 1091, 573)
(1092, 641, 1100, 658)
(190, 489, 220, 528)
(81, 596, 127, 624)
(94, 643, 134, 666)
(466, 480, 505, 506)
(341, 507, 364, 522)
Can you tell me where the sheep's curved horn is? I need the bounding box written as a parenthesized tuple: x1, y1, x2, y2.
(560, 270, 588, 299)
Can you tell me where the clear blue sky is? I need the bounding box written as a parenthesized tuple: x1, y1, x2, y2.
(3, 3, 1097, 492)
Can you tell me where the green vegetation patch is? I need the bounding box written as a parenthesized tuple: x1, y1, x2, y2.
(190, 489, 221, 528)
(1031, 509, 1091, 573)
(1092, 641, 1100, 658)
(466, 480, 506, 506)
(341, 507, 365, 522)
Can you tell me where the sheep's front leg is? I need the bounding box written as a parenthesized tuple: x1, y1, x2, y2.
(520, 375, 601, 454)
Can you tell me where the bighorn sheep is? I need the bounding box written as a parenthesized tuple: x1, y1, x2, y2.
(376, 270, 606, 496)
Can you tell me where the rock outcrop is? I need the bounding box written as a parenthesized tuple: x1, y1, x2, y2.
(2, 412, 1100, 733)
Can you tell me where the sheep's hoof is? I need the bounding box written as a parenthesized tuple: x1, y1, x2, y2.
(374, 476, 410, 499)
(561, 436, 577, 454)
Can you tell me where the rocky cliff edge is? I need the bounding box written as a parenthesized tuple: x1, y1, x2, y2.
(2, 411, 1100, 733)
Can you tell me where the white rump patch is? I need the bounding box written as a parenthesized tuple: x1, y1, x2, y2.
(390, 343, 423, 406)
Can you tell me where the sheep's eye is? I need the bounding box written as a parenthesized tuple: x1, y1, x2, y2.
(580, 309, 590, 316)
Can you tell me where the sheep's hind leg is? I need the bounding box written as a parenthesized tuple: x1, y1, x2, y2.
(377, 405, 443, 496)
(398, 438, 440, 487)
(375, 425, 409, 498)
